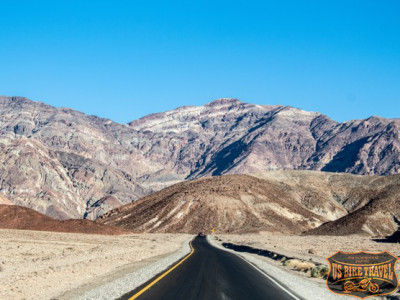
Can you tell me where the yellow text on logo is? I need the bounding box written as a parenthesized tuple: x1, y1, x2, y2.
(331, 262, 395, 281)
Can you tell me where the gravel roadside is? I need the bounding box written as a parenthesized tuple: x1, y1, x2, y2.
(75, 235, 194, 300)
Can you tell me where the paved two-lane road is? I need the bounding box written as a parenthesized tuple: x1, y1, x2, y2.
(120, 236, 299, 300)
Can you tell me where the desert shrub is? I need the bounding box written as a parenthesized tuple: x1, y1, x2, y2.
(283, 259, 315, 272)
(294, 261, 315, 272)
(311, 265, 330, 278)
(283, 259, 292, 266)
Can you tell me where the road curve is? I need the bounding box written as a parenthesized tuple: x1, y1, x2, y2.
(119, 236, 298, 300)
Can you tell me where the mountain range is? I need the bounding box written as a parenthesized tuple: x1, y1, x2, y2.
(0, 96, 399, 219)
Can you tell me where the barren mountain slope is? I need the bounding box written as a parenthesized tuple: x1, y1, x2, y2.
(0, 134, 84, 219)
(0, 97, 156, 218)
(98, 174, 328, 234)
(0, 134, 146, 219)
(1, 96, 399, 219)
(99, 171, 400, 236)
(254, 170, 384, 219)
(309, 117, 400, 175)
(130, 98, 400, 177)
(0, 205, 129, 235)
(305, 174, 400, 237)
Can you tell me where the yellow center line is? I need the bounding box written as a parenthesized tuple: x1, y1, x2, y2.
(128, 239, 195, 300)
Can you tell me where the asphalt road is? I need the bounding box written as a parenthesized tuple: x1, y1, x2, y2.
(120, 236, 298, 300)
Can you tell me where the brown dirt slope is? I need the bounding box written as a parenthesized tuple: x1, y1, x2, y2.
(98, 174, 331, 234)
(0, 205, 130, 235)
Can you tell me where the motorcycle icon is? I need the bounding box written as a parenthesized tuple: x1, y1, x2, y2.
(344, 278, 379, 293)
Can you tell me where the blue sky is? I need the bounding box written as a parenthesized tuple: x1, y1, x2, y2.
(0, 0, 399, 123)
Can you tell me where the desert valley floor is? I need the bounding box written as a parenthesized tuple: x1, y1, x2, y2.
(1, 229, 399, 299)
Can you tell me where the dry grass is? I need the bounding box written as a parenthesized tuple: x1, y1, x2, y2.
(283, 259, 315, 272)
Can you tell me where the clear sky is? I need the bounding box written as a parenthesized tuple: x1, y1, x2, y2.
(0, 0, 399, 123)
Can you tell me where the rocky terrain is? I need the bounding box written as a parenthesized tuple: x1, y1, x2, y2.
(0, 96, 399, 219)
(98, 171, 400, 237)
(0, 205, 130, 235)
(305, 175, 400, 237)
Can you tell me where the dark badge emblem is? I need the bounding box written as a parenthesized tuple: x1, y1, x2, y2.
(326, 251, 399, 298)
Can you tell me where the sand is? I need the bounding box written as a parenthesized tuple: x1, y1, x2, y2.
(0, 229, 190, 300)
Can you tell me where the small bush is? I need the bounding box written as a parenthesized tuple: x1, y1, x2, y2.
(311, 265, 330, 278)
(283, 259, 292, 266)
(283, 259, 315, 272)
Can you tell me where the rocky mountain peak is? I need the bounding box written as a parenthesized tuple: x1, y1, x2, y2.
(205, 98, 243, 107)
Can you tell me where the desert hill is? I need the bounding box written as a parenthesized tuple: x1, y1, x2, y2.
(1, 96, 399, 219)
(0, 205, 130, 235)
(254, 171, 383, 218)
(305, 174, 400, 237)
(98, 174, 327, 234)
(98, 171, 400, 236)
